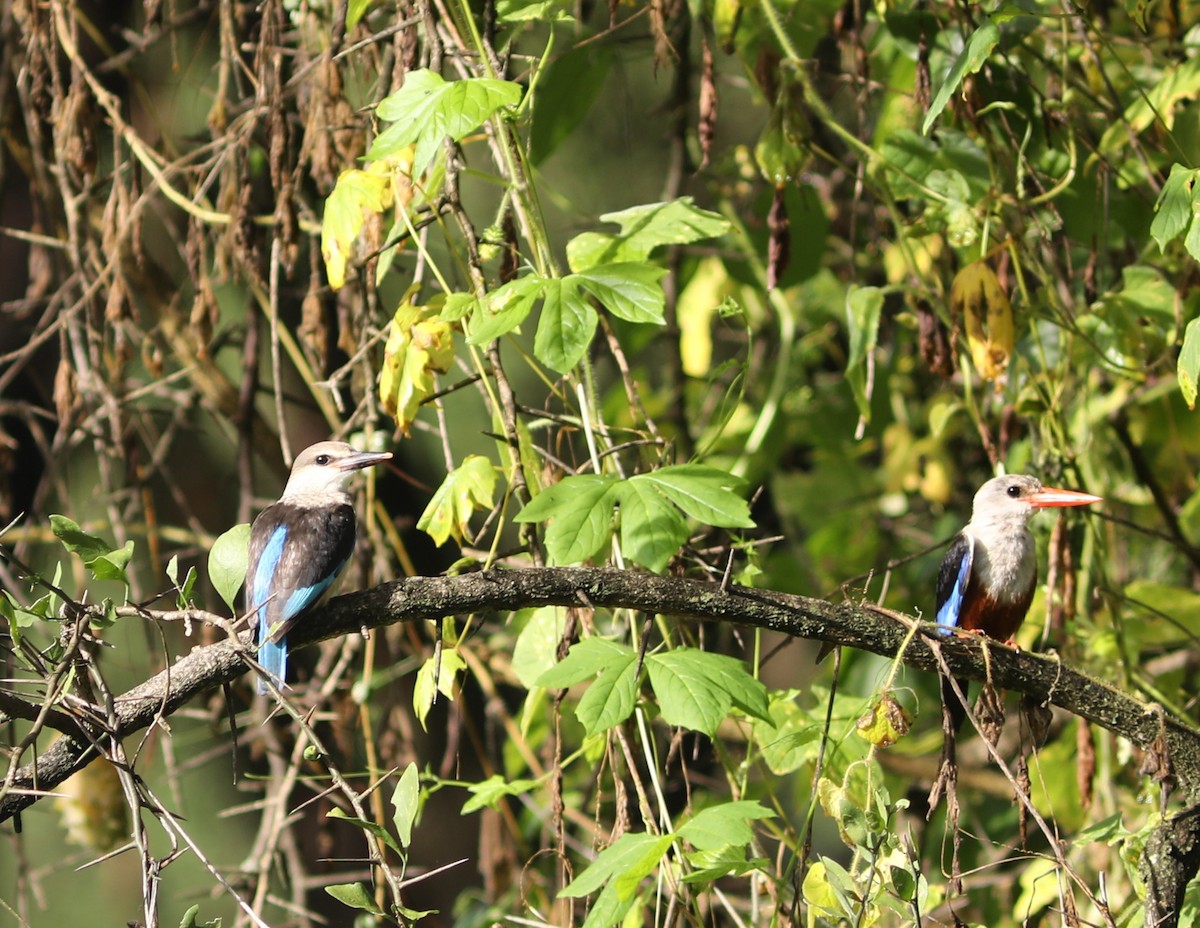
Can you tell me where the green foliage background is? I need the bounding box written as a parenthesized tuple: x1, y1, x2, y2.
(1, 0, 1200, 925)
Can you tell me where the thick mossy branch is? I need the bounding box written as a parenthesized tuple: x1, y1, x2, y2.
(3, 566, 1198, 825)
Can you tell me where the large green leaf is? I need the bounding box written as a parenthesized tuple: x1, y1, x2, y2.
(644, 648, 770, 736)
(574, 649, 640, 735)
(534, 276, 596, 373)
(515, 474, 618, 563)
(574, 264, 668, 325)
(566, 198, 730, 270)
(616, 479, 689, 573)
(208, 523, 250, 613)
(634, 465, 753, 528)
(923, 19, 1000, 134)
(368, 69, 523, 174)
(1151, 163, 1199, 252)
(1180, 317, 1200, 410)
(466, 275, 544, 345)
(677, 801, 776, 852)
(537, 638, 635, 688)
(560, 832, 673, 898)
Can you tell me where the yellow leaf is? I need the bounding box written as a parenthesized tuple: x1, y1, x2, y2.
(952, 261, 1013, 381)
(321, 158, 402, 290)
(676, 257, 732, 377)
(378, 291, 456, 434)
(54, 758, 128, 853)
(418, 455, 497, 546)
(854, 693, 913, 748)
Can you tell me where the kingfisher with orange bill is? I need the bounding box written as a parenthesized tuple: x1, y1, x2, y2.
(935, 474, 1101, 727)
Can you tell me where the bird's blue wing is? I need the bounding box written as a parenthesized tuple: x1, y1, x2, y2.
(935, 532, 974, 630)
(247, 503, 356, 693)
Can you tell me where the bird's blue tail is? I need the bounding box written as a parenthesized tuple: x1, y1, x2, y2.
(257, 615, 288, 695)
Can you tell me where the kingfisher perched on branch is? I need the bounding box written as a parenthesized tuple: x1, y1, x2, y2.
(935, 473, 1101, 728)
(248, 440, 392, 694)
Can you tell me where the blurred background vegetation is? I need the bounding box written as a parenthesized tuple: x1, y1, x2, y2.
(2, 0, 1200, 925)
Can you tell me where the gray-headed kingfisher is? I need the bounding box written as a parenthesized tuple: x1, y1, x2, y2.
(935, 473, 1101, 727)
(248, 440, 392, 694)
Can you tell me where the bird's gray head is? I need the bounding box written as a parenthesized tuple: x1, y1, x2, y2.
(280, 440, 392, 504)
(970, 474, 1101, 528)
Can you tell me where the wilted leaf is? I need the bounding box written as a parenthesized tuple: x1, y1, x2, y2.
(378, 293, 456, 435)
(321, 162, 394, 290)
(952, 261, 1013, 381)
(855, 692, 913, 747)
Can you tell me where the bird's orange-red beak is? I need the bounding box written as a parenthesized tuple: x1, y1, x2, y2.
(1029, 486, 1102, 508)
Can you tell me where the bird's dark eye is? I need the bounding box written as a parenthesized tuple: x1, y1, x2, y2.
(315, 454, 331, 466)
(1006, 484, 1021, 498)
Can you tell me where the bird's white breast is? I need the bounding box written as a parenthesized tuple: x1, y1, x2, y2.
(966, 517, 1037, 604)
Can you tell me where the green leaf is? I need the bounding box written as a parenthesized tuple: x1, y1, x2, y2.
(462, 773, 544, 813)
(50, 515, 109, 563)
(645, 648, 769, 735)
(752, 692, 822, 775)
(391, 763, 420, 848)
(845, 286, 883, 423)
(327, 807, 402, 855)
(414, 646, 466, 730)
(514, 475, 619, 564)
(574, 264, 668, 324)
(1151, 163, 1199, 252)
(530, 44, 612, 164)
(537, 638, 636, 688)
(560, 832, 673, 898)
(369, 69, 523, 175)
(325, 882, 384, 916)
(616, 479, 689, 573)
(496, 0, 573, 22)
(677, 801, 775, 852)
(574, 649, 640, 735)
(177, 904, 222, 928)
(208, 523, 250, 614)
(566, 198, 730, 270)
(634, 465, 753, 528)
(511, 607, 567, 688)
(466, 275, 544, 345)
(1180, 317, 1200, 409)
(417, 455, 497, 546)
(89, 540, 134, 583)
(347, 0, 377, 29)
(534, 276, 596, 373)
(923, 19, 1000, 134)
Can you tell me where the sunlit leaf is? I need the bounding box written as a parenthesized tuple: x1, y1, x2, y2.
(574, 263, 668, 324)
(369, 69, 522, 175)
(534, 276, 595, 373)
(616, 479, 689, 573)
(560, 832, 673, 898)
(566, 198, 730, 270)
(391, 763, 420, 848)
(634, 465, 753, 528)
(417, 455, 497, 546)
(321, 163, 394, 290)
(1179, 317, 1200, 409)
(512, 607, 567, 688)
(854, 692, 913, 747)
(378, 293, 456, 435)
(208, 523, 250, 613)
(677, 801, 775, 852)
(538, 638, 635, 688)
(1150, 163, 1199, 252)
(514, 475, 619, 564)
(413, 646, 466, 730)
(325, 882, 383, 916)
